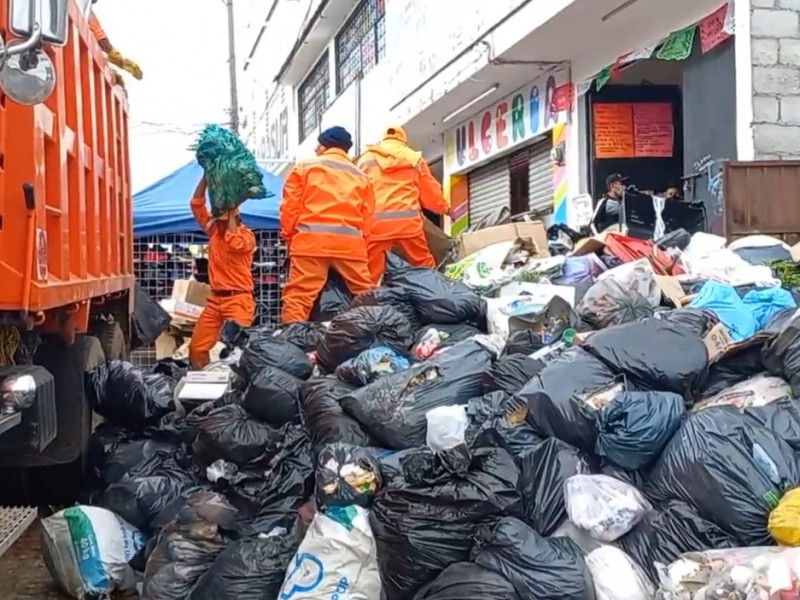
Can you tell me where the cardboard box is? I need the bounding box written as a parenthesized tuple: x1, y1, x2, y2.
(654, 275, 688, 307)
(703, 323, 735, 362)
(456, 221, 549, 260)
(155, 332, 179, 359)
(171, 279, 210, 307)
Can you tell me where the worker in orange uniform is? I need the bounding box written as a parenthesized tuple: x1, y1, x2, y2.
(188, 177, 256, 369)
(281, 126, 375, 323)
(87, 0, 143, 81)
(356, 125, 449, 283)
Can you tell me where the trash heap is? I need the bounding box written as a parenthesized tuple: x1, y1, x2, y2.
(41, 225, 800, 599)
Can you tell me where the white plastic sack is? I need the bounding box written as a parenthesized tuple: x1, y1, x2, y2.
(564, 474, 651, 542)
(279, 505, 381, 600)
(598, 259, 661, 307)
(728, 235, 790, 252)
(694, 373, 792, 412)
(426, 405, 468, 452)
(42, 505, 146, 598)
(586, 545, 654, 600)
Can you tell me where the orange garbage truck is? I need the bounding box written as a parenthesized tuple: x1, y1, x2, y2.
(0, 0, 135, 547)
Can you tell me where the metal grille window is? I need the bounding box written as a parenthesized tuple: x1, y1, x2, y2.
(298, 52, 330, 141)
(335, 0, 385, 92)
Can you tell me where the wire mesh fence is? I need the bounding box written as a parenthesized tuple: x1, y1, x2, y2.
(131, 230, 286, 369)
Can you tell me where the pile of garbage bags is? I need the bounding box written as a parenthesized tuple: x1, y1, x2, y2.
(41, 230, 800, 599)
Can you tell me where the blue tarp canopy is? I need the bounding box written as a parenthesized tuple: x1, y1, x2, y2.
(133, 161, 282, 238)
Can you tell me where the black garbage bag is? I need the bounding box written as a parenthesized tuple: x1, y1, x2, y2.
(519, 347, 620, 449)
(152, 358, 190, 382)
(101, 451, 197, 532)
(471, 517, 596, 600)
(274, 321, 327, 352)
(383, 255, 485, 326)
(763, 311, 800, 396)
(744, 398, 800, 451)
(482, 354, 544, 394)
(618, 500, 737, 580)
(411, 323, 481, 360)
(206, 425, 314, 536)
(518, 437, 594, 536)
(370, 446, 522, 600)
(86, 360, 174, 427)
(242, 366, 303, 427)
(132, 283, 171, 347)
(299, 376, 379, 448)
(310, 270, 352, 322)
(701, 344, 764, 398)
(237, 330, 313, 381)
(316, 305, 414, 372)
(646, 405, 800, 545)
(594, 391, 685, 471)
(341, 340, 494, 450)
(315, 443, 382, 508)
(350, 286, 421, 332)
(88, 424, 177, 488)
(413, 562, 521, 600)
(335, 346, 411, 386)
(192, 403, 281, 467)
(142, 490, 237, 599)
(578, 278, 654, 329)
(656, 307, 717, 337)
(583, 318, 709, 402)
(189, 528, 299, 600)
(466, 392, 542, 456)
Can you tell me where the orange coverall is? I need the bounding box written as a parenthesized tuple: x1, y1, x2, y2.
(356, 126, 449, 283)
(188, 198, 257, 369)
(281, 148, 375, 323)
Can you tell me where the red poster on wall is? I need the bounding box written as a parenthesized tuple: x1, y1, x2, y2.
(632, 103, 674, 158)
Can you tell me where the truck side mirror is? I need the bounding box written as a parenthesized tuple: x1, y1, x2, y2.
(10, 0, 69, 46)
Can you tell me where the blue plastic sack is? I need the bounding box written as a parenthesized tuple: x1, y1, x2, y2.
(335, 346, 410, 386)
(742, 286, 796, 331)
(594, 391, 685, 471)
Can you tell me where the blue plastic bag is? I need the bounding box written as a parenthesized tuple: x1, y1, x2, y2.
(335, 346, 410, 386)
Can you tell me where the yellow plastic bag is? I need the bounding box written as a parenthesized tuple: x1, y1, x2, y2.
(769, 487, 800, 546)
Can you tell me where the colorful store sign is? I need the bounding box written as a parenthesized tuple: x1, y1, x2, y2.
(444, 66, 571, 173)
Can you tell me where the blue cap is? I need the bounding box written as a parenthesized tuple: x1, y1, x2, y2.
(318, 126, 353, 152)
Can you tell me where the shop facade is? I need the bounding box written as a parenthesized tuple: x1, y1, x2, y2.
(443, 66, 572, 235)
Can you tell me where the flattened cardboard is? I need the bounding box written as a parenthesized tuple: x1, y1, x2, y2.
(703, 323, 735, 362)
(570, 232, 610, 257)
(171, 279, 210, 307)
(457, 221, 549, 259)
(654, 275, 687, 307)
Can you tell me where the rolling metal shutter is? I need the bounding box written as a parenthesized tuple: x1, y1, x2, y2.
(528, 134, 554, 214)
(468, 159, 510, 226)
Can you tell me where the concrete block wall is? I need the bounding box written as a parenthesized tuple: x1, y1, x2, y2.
(751, 0, 800, 156)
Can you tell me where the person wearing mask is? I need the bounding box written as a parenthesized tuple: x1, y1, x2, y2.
(591, 173, 628, 233)
(280, 126, 375, 323)
(188, 177, 256, 369)
(357, 125, 449, 282)
(87, 0, 143, 82)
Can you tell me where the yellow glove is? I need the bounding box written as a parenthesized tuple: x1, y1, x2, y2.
(107, 48, 124, 68)
(122, 58, 143, 80)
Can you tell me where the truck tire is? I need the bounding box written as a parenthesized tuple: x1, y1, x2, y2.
(91, 320, 127, 361)
(0, 335, 104, 504)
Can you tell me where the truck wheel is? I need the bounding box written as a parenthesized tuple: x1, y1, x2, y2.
(91, 321, 127, 361)
(0, 335, 105, 504)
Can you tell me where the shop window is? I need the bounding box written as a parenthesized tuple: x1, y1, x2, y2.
(298, 52, 330, 141)
(335, 0, 386, 93)
(509, 152, 530, 216)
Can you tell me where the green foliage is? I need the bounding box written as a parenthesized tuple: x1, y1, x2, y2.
(770, 259, 800, 287)
(193, 124, 267, 216)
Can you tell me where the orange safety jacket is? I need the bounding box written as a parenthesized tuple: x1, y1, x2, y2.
(281, 148, 375, 259)
(88, 13, 107, 43)
(356, 138, 448, 241)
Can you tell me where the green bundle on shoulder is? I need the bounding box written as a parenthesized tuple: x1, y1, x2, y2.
(193, 124, 267, 217)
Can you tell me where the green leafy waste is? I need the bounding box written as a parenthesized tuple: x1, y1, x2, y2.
(770, 259, 800, 287)
(193, 124, 268, 217)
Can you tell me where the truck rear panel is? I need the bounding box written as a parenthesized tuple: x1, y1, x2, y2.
(0, 1, 134, 315)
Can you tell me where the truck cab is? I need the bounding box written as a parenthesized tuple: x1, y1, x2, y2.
(0, 0, 135, 552)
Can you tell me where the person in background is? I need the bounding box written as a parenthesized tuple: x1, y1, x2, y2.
(87, 0, 143, 82)
(591, 173, 628, 233)
(280, 126, 375, 323)
(357, 125, 449, 283)
(188, 177, 256, 369)
(664, 184, 683, 199)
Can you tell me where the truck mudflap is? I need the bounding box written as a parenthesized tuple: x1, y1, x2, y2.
(0, 506, 36, 558)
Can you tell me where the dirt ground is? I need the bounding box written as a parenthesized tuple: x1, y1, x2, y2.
(0, 522, 66, 599)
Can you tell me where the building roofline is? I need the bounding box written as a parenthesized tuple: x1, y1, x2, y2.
(274, 0, 331, 83)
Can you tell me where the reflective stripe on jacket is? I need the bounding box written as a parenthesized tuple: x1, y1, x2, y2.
(357, 138, 448, 241)
(281, 148, 374, 259)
